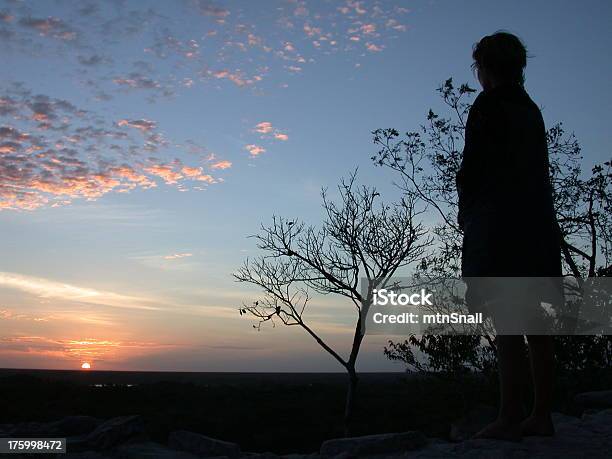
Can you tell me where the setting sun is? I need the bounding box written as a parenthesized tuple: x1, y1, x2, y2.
(81, 362, 91, 370)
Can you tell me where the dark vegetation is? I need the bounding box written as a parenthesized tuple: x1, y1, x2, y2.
(1, 369, 610, 454)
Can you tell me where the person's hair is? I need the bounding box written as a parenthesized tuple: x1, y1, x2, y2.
(472, 31, 528, 86)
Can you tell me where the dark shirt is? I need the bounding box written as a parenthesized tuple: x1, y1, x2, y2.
(456, 83, 562, 277)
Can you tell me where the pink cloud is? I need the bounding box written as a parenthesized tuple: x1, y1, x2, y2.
(252, 122, 289, 142)
(164, 253, 193, 260)
(145, 164, 183, 184)
(254, 122, 273, 134)
(113, 73, 160, 90)
(360, 24, 376, 35)
(386, 19, 407, 32)
(181, 166, 204, 177)
(194, 1, 230, 19)
(365, 42, 383, 52)
(0, 142, 20, 154)
(18, 17, 77, 41)
(210, 69, 258, 87)
(117, 119, 157, 132)
(196, 174, 216, 183)
(211, 160, 232, 170)
(303, 24, 321, 38)
(274, 133, 289, 141)
(111, 166, 156, 188)
(179, 166, 219, 184)
(0, 88, 226, 210)
(245, 144, 265, 157)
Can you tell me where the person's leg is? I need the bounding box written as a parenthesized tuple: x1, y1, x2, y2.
(474, 335, 526, 441)
(521, 335, 555, 436)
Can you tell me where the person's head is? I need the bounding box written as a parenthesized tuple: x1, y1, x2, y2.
(472, 31, 527, 91)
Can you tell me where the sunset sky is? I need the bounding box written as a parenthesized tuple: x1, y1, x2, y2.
(1, 0, 610, 371)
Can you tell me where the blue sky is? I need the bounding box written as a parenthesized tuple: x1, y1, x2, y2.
(0, 0, 610, 371)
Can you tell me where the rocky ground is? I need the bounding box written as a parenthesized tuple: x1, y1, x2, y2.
(1, 390, 611, 458)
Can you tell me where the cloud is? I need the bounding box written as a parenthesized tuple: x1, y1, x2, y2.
(77, 54, 107, 66)
(210, 160, 232, 170)
(209, 69, 261, 87)
(252, 121, 289, 141)
(0, 335, 178, 365)
(360, 23, 376, 35)
(181, 166, 203, 177)
(25, 94, 80, 125)
(197, 175, 216, 183)
(245, 144, 266, 157)
(365, 42, 383, 52)
(182, 165, 219, 184)
(0, 126, 29, 141)
(386, 19, 407, 32)
(146, 35, 200, 60)
(164, 253, 193, 260)
(0, 84, 224, 210)
(0, 309, 51, 322)
(0, 271, 160, 311)
(2, 0, 409, 99)
(111, 165, 156, 189)
(117, 118, 157, 132)
(274, 133, 289, 141)
(145, 163, 183, 184)
(0, 141, 20, 153)
(254, 121, 273, 134)
(192, 0, 230, 19)
(18, 17, 78, 41)
(113, 73, 160, 90)
(0, 2, 412, 208)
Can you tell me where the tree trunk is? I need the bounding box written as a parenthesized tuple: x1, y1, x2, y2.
(343, 310, 366, 436)
(344, 366, 359, 436)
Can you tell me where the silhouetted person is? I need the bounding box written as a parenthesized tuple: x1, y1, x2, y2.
(456, 32, 562, 441)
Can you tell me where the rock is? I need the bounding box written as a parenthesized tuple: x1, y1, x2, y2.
(575, 390, 612, 411)
(401, 410, 612, 458)
(450, 405, 498, 441)
(320, 431, 427, 457)
(115, 441, 202, 458)
(3, 416, 101, 438)
(168, 430, 241, 458)
(50, 416, 103, 436)
(280, 454, 324, 459)
(64, 452, 114, 459)
(581, 408, 612, 435)
(83, 415, 146, 450)
(242, 452, 281, 459)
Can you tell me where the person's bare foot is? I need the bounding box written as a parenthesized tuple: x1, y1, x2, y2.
(520, 414, 555, 437)
(473, 418, 522, 442)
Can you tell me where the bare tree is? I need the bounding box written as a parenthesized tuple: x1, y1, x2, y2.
(234, 172, 432, 432)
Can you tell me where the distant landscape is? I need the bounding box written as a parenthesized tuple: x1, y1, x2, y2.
(2, 368, 610, 454)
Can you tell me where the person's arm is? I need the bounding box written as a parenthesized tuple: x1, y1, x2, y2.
(456, 93, 488, 231)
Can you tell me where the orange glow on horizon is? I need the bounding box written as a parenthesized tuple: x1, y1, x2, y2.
(81, 362, 91, 369)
